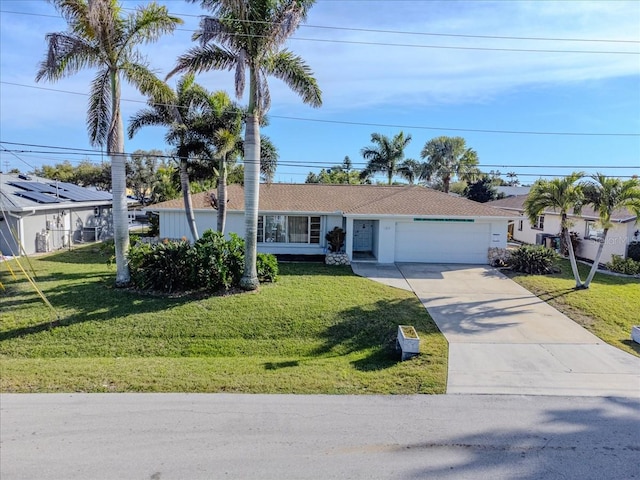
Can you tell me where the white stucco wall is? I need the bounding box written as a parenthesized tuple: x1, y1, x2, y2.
(576, 222, 632, 264)
(509, 211, 635, 264)
(158, 209, 219, 242)
(159, 210, 341, 256)
(346, 216, 508, 264)
(511, 213, 563, 246)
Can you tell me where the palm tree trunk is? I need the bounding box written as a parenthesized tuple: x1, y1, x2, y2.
(109, 71, 130, 287)
(583, 228, 608, 288)
(387, 168, 393, 185)
(443, 174, 451, 194)
(217, 155, 227, 234)
(180, 158, 199, 242)
(562, 219, 583, 289)
(240, 113, 260, 291)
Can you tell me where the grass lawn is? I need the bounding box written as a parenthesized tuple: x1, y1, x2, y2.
(505, 259, 640, 357)
(0, 246, 447, 394)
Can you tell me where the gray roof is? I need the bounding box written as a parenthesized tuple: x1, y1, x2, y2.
(0, 173, 113, 213)
(153, 184, 515, 219)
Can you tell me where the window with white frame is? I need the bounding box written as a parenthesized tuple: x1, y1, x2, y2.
(585, 221, 604, 241)
(532, 215, 544, 230)
(257, 215, 321, 244)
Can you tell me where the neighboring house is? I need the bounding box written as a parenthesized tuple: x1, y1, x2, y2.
(152, 184, 515, 264)
(495, 186, 531, 197)
(0, 173, 114, 256)
(489, 195, 640, 264)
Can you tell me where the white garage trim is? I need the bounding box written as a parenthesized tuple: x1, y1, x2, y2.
(394, 221, 490, 264)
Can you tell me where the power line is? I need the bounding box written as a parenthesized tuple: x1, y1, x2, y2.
(2, 81, 639, 138)
(5, 7, 639, 45)
(1, 9, 638, 55)
(1, 143, 637, 178)
(270, 115, 640, 137)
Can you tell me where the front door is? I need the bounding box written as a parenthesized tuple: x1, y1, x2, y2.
(353, 220, 374, 252)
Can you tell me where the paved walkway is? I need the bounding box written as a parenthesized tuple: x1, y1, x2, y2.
(352, 263, 640, 397)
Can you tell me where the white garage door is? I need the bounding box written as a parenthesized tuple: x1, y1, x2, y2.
(395, 221, 490, 264)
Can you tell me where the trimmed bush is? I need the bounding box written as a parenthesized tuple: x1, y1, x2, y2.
(508, 245, 558, 275)
(128, 239, 192, 293)
(127, 229, 278, 294)
(257, 253, 278, 282)
(627, 242, 640, 262)
(606, 255, 640, 276)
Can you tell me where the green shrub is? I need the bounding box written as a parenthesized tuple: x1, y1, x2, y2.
(147, 212, 159, 237)
(127, 229, 278, 294)
(257, 253, 278, 282)
(606, 255, 640, 275)
(128, 239, 192, 293)
(508, 245, 558, 275)
(627, 242, 640, 262)
(99, 234, 141, 267)
(192, 231, 245, 291)
(325, 227, 346, 252)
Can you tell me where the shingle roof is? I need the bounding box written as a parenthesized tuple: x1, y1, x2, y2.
(488, 195, 637, 222)
(152, 184, 514, 218)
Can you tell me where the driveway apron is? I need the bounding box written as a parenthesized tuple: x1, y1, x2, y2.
(356, 263, 640, 397)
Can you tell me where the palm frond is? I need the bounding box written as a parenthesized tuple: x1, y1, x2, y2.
(264, 50, 322, 107)
(167, 44, 236, 80)
(36, 32, 99, 81)
(124, 2, 182, 48)
(121, 61, 172, 104)
(87, 68, 111, 148)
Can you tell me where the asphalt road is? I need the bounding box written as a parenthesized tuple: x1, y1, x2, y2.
(2, 393, 639, 480)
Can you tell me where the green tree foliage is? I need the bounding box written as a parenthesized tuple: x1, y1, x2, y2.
(360, 132, 412, 185)
(36, 0, 182, 287)
(421, 136, 481, 193)
(524, 172, 585, 289)
(464, 177, 498, 203)
(128, 150, 164, 206)
(305, 157, 366, 184)
(34, 160, 111, 190)
(581, 175, 640, 287)
(171, 0, 322, 290)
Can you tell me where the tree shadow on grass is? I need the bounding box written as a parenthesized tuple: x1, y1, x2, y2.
(35, 245, 110, 265)
(264, 360, 300, 370)
(314, 297, 438, 372)
(0, 270, 191, 343)
(620, 339, 640, 356)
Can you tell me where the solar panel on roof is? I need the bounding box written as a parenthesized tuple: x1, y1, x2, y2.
(14, 190, 58, 204)
(9, 181, 59, 194)
(53, 181, 112, 202)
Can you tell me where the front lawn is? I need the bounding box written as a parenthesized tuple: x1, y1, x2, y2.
(505, 259, 640, 357)
(0, 246, 447, 393)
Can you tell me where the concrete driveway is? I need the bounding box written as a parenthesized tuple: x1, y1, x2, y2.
(352, 263, 640, 397)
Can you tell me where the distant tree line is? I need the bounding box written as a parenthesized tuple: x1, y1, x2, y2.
(305, 132, 519, 202)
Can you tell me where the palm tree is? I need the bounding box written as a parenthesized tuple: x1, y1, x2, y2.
(169, 0, 322, 290)
(36, 0, 182, 286)
(397, 159, 425, 185)
(360, 132, 412, 185)
(581, 174, 640, 288)
(524, 172, 585, 289)
(421, 136, 480, 193)
(128, 73, 218, 241)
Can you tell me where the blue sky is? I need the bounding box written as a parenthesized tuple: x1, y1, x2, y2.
(1, 0, 638, 185)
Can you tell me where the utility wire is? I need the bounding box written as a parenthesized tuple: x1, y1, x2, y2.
(4, 7, 639, 44)
(1, 144, 637, 179)
(2, 81, 639, 138)
(1, 9, 638, 54)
